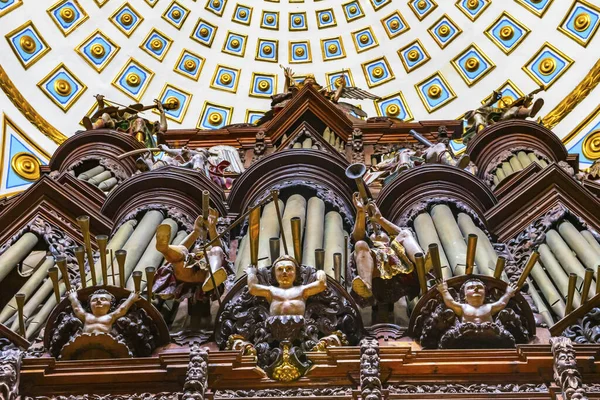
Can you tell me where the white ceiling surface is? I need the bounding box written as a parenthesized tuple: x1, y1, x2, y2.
(0, 0, 598, 156)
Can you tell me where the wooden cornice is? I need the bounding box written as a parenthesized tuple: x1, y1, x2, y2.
(275, 121, 348, 164)
(0, 322, 30, 349)
(550, 292, 600, 336)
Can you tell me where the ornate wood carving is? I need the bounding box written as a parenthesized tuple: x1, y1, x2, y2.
(183, 343, 208, 400)
(0, 338, 21, 400)
(385, 383, 549, 394)
(360, 338, 382, 400)
(551, 336, 588, 400)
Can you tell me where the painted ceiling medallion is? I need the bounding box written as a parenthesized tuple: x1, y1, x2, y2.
(5, 21, 51, 70)
(485, 11, 531, 55)
(37, 64, 86, 112)
(76, 30, 120, 73)
(558, 0, 600, 47)
(47, 0, 89, 37)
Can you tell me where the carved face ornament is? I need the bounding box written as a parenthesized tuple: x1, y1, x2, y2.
(274, 259, 297, 288)
(464, 280, 485, 307)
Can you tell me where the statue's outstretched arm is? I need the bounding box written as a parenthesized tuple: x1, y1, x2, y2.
(110, 291, 140, 322)
(179, 216, 204, 249)
(351, 193, 367, 242)
(436, 282, 463, 317)
(302, 270, 327, 299)
(68, 289, 86, 322)
(247, 267, 272, 302)
(490, 282, 518, 315)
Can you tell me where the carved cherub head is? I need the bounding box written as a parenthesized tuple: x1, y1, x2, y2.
(461, 279, 486, 307)
(89, 289, 115, 317)
(272, 255, 299, 289)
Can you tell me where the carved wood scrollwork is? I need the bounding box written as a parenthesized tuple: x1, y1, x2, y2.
(0, 338, 21, 400)
(360, 338, 382, 400)
(550, 336, 588, 400)
(563, 307, 600, 344)
(183, 343, 208, 400)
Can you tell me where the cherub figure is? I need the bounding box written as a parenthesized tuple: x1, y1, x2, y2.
(67, 289, 140, 334)
(436, 279, 518, 324)
(154, 208, 228, 294)
(247, 255, 327, 316)
(351, 194, 427, 299)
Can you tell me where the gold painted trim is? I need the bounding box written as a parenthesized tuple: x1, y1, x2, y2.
(557, 0, 600, 47)
(380, 10, 410, 39)
(260, 11, 280, 30)
(232, 4, 253, 26)
(544, 58, 600, 133)
(204, 0, 227, 17)
(373, 91, 414, 122)
(562, 103, 600, 147)
(427, 14, 462, 49)
(46, 0, 89, 37)
(288, 12, 308, 31)
(139, 28, 173, 62)
(414, 71, 457, 113)
(515, 0, 554, 18)
(521, 42, 574, 90)
(0, 0, 22, 17)
(197, 101, 233, 129)
(351, 27, 379, 53)
(255, 39, 279, 63)
(342, 0, 365, 22)
(451, 42, 496, 87)
(320, 36, 346, 62)
(154, 84, 192, 124)
(288, 40, 312, 64)
(111, 57, 155, 101)
(370, 0, 391, 11)
(75, 29, 121, 73)
(455, 0, 490, 22)
(161, 0, 190, 30)
(222, 31, 248, 57)
(484, 11, 531, 55)
(2, 113, 51, 159)
(0, 65, 65, 145)
(36, 63, 87, 113)
(210, 64, 241, 93)
(190, 18, 218, 47)
(361, 56, 395, 88)
(93, 0, 110, 8)
(173, 49, 205, 81)
(109, 3, 144, 38)
(5, 21, 52, 70)
(249, 72, 278, 98)
(397, 39, 430, 73)
(144, 0, 158, 7)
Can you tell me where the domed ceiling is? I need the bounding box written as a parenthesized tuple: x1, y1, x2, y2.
(0, 0, 600, 197)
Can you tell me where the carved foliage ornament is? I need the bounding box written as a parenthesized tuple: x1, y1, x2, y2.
(563, 307, 600, 344)
(183, 343, 208, 400)
(0, 339, 21, 400)
(360, 338, 382, 400)
(550, 336, 588, 400)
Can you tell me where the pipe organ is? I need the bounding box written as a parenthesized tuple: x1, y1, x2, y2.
(491, 151, 548, 186)
(77, 165, 118, 194)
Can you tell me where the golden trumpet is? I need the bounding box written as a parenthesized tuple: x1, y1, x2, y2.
(145, 267, 156, 300)
(291, 217, 303, 264)
(494, 256, 506, 280)
(96, 235, 109, 286)
(415, 252, 428, 296)
(565, 272, 577, 315)
(115, 250, 127, 288)
(465, 234, 477, 275)
(249, 206, 261, 267)
(74, 246, 86, 289)
(15, 293, 26, 337)
(516, 251, 539, 290)
(77, 216, 97, 286)
(56, 256, 71, 291)
(345, 163, 369, 203)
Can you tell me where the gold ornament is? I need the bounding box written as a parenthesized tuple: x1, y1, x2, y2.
(438, 25, 450, 37)
(390, 20, 399, 29)
(465, 57, 480, 72)
(263, 45, 272, 54)
(328, 43, 338, 53)
(498, 96, 514, 108)
(11, 152, 40, 181)
(258, 80, 270, 91)
(417, 0, 427, 10)
(220, 72, 232, 85)
(184, 59, 197, 71)
(295, 47, 305, 57)
(539, 57, 556, 76)
(238, 9, 247, 18)
(467, 0, 479, 10)
(208, 112, 223, 126)
(266, 15, 275, 23)
(334, 77, 344, 88)
(574, 13, 591, 32)
(349, 5, 357, 13)
(372, 66, 384, 78)
(150, 39, 163, 51)
(583, 131, 600, 160)
(166, 96, 180, 109)
(293, 16, 302, 25)
(230, 39, 240, 49)
(60, 7, 76, 22)
(428, 84, 442, 99)
(54, 79, 72, 96)
(126, 73, 141, 87)
(386, 103, 400, 116)
(199, 27, 209, 37)
(407, 49, 420, 61)
(359, 34, 369, 44)
(90, 44, 105, 58)
(499, 25, 514, 40)
(212, 0, 221, 7)
(120, 13, 133, 26)
(19, 35, 36, 54)
(272, 343, 301, 382)
(322, 14, 330, 22)
(171, 9, 181, 19)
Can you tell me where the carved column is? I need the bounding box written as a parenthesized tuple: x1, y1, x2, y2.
(550, 336, 588, 400)
(0, 339, 21, 400)
(183, 342, 208, 400)
(360, 338, 382, 400)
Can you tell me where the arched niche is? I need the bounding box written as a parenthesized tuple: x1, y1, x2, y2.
(101, 166, 226, 234)
(466, 120, 577, 184)
(48, 129, 144, 180)
(228, 149, 363, 225)
(376, 165, 497, 227)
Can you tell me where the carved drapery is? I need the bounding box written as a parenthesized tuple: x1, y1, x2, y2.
(360, 338, 382, 400)
(550, 336, 588, 400)
(183, 343, 208, 400)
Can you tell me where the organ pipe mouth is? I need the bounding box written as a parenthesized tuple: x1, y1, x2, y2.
(145, 267, 156, 300)
(581, 268, 594, 305)
(269, 237, 280, 266)
(132, 271, 142, 293)
(115, 250, 127, 288)
(56, 255, 71, 292)
(77, 215, 97, 286)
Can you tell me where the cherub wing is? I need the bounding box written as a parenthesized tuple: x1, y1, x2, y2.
(340, 86, 381, 100)
(337, 102, 368, 118)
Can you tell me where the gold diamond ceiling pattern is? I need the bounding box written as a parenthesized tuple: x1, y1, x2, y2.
(1, 0, 600, 196)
